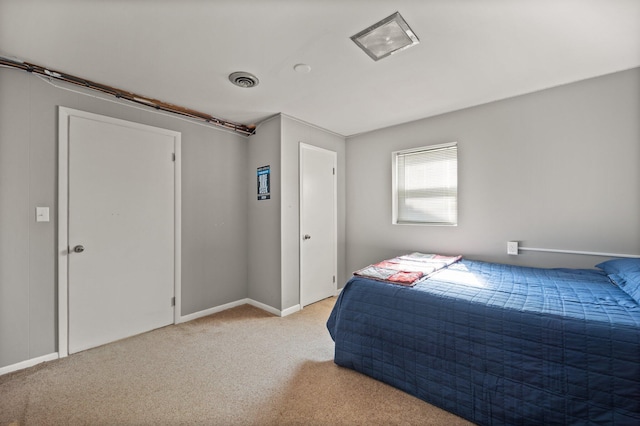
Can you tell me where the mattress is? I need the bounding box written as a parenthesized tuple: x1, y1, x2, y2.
(327, 259, 640, 425)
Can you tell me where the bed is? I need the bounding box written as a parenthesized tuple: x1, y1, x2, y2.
(327, 255, 640, 425)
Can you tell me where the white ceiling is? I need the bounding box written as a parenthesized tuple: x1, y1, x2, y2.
(1, 0, 639, 136)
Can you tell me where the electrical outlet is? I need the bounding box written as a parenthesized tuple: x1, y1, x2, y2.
(507, 241, 519, 255)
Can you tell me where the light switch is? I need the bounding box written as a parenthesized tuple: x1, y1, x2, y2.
(36, 207, 50, 222)
(507, 241, 519, 255)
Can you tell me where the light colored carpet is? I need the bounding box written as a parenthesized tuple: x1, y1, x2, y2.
(0, 297, 473, 425)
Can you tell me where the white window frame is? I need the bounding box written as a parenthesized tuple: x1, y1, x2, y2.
(392, 142, 458, 226)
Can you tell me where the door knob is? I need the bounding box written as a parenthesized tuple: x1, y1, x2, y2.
(303, 234, 311, 240)
(73, 245, 85, 253)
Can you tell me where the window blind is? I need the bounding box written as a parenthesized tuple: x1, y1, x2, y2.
(395, 143, 457, 225)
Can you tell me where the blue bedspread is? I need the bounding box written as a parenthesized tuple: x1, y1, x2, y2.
(327, 260, 640, 425)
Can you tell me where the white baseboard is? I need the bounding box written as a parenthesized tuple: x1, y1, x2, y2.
(280, 304, 301, 317)
(0, 352, 59, 376)
(246, 299, 282, 316)
(246, 300, 301, 317)
(179, 298, 298, 321)
(178, 298, 252, 323)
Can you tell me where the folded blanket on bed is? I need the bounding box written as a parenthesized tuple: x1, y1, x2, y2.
(354, 253, 462, 286)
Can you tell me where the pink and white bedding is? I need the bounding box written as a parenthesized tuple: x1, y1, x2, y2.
(353, 252, 462, 286)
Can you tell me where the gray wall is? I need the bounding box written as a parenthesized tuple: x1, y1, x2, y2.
(1, 70, 58, 367)
(346, 68, 640, 271)
(4, 63, 637, 369)
(247, 116, 282, 309)
(0, 68, 248, 368)
(246, 115, 347, 310)
(171, 113, 248, 315)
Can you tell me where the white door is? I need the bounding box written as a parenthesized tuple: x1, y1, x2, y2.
(300, 143, 337, 307)
(66, 112, 177, 354)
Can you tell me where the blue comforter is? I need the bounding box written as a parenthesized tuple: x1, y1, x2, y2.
(327, 260, 640, 425)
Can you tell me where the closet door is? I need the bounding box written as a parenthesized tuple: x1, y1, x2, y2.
(300, 143, 337, 307)
(65, 110, 177, 354)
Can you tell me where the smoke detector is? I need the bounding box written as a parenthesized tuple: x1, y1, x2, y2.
(229, 72, 259, 88)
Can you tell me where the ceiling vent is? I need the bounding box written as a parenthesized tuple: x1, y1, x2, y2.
(229, 72, 259, 88)
(351, 12, 419, 61)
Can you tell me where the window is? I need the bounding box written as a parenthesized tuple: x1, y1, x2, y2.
(392, 142, 458, 225)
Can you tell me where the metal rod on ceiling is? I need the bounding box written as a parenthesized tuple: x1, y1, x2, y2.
(0, 54, 257, 137)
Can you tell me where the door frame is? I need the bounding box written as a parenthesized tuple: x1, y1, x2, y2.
(57, 107, 182, 358)
(299, 142, 337, 308)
